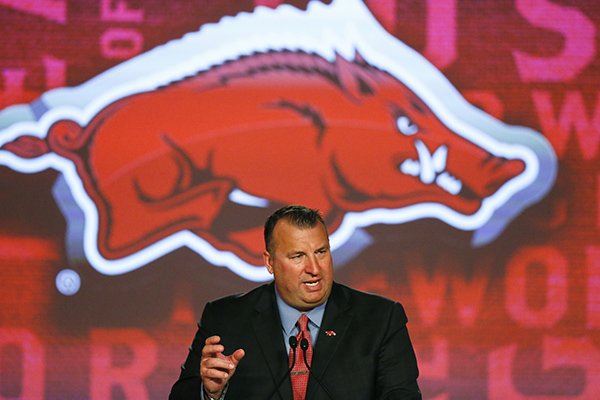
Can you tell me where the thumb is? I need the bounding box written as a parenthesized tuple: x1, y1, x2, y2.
(231, 349, 245, 365)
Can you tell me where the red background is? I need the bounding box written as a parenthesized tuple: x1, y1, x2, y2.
(1, 1, 599, 399)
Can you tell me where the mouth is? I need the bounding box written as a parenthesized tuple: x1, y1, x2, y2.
(304, 280, 320, 288)
(398, 141, 463, 196)
(397, 140, 526, 201)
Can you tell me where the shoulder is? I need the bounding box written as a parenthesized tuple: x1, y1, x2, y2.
(332, 282, 408, 321)
(198, 283, 275, 336)
(333, 282, 397, 306)
(204, 283, 274, 313)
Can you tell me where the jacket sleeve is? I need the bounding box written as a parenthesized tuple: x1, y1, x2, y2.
(376, 302, 422, 400)
(169, 302, 215, 400)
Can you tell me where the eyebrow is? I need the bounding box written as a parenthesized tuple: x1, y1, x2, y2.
(316, 244, 330, 252)
(286, 243, 329, 256)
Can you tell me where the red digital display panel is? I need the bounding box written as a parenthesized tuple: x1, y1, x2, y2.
(0, 1, 598, 399)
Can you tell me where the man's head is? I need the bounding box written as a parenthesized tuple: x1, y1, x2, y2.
(263, 205, 334, 311)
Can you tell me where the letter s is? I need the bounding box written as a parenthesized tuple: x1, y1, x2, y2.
(513, 0, 595, 82)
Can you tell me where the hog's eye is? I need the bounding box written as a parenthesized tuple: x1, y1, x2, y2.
(396, 116, 418, 136)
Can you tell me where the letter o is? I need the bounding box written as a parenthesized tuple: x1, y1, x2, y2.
(100, 28, 143, 59)
(505, 245, 567, 328)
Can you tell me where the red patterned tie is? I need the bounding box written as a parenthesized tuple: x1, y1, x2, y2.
(289, 314, 313, 400)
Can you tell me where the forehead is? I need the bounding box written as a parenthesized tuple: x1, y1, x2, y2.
(272, 219, 328, 249)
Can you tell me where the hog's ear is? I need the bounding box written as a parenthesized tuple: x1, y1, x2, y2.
(334, 52, 378, 101)
(353, 51, 368, 66)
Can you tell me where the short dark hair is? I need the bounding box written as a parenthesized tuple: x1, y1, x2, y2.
(264, 205, 327, 254)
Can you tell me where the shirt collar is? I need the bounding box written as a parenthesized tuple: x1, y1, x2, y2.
(275, 287, 327, 337)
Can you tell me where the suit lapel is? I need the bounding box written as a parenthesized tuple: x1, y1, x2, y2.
(307, 283, 352, 399)
(250, 283, 292, 399)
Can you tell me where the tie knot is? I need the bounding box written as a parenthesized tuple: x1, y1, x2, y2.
(297, 314, 309, 333)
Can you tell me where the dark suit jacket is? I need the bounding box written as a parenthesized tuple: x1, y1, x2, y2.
(169, 282, 421, 399)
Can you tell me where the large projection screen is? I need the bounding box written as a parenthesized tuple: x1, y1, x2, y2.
(0, 1, 598, 399)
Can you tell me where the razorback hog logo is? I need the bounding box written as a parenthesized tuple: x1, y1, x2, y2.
(0, 0, 555, 280)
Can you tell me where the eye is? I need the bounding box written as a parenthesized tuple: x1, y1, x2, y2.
(290, 253, 304, 261)
(396, 116, 418, 136)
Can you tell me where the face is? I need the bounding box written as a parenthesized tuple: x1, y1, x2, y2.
(263, 219, 334, 311)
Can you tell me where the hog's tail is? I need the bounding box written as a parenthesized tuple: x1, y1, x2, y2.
(46, 120, 88, 155)
(1, 135, 50, 159)
(1, 120, 87, 159)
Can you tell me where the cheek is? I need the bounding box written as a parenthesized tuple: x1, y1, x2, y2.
(325, 267, 334, 280)
(275, 264, 301, 284)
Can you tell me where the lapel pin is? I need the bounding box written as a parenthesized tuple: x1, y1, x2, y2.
(325, 330, 336, 337)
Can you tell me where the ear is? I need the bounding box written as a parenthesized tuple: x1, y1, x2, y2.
(335, 52, 378, 101)
(263, 251, 274, 275)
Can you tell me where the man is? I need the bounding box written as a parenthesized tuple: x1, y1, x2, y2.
(170, 205, 421, 399)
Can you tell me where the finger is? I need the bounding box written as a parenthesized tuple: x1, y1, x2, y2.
(202, 356, 235, 371)
(205, 335, 221, 345)
(202, 343, 225, 357)
(201, 364, 231, 380)
(230, 349, 245, 365)
(201, 359, 234, 385)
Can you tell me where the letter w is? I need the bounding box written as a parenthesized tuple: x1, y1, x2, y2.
(533, 90, 600, 160)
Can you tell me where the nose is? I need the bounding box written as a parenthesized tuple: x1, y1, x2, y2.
(304, 255, 320, 275)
